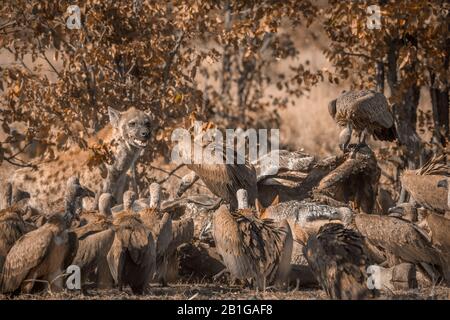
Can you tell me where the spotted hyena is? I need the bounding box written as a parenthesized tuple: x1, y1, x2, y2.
(2, 107, 155, 214)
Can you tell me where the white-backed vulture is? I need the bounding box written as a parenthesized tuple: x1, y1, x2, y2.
(304, 223, 370, 300)
(212, 189, 293, 290)
(316, 144, 380, 214)
(254, 150, 340, 207)
(139, 183, 173, 286)
(259, 199, 353, 246)
(328, 90, 396, 150)
(437, 178, 450, 212)
(107, 209, 156, 294)
(123, 190, 137, 211)
(164, 217, 195, 283)
(0, 206, 32, 274)
(0, 177, 93, 294)
(354, 213, 443, 271)
(401, 155, 449, 214)
(71, 193, 115, 289)
(423, 210, 450, 282)
(176, 121, 258, 210)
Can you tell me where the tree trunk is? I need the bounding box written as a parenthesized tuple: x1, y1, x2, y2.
(386, 38, 423, 168)
(375, 61, 384, 93)
(429, 81, 449, 146)
(429, 21, 449, 147)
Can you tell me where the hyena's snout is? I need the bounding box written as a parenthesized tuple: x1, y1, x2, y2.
(139, 128, 150, 139)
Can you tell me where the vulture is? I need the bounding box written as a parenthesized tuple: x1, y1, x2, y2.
(421, 210, 450, 255)
(176, 121, 258, 210)
(164, 217, 195, 283)
(259, 199, 353, 246)
(315, 144, 380, 214)
(107, 206, 156, 294)
(71, 193, 115, 289)
(401, 154, 449, 214)
(304, 223, 370, 300)
(0, 177, 93, 294)
(253, 149, 340, 207)
(212, 189, 293, 290)
(437, 178, 450, 211)
(139, 183, 192, 286)
(0, 206, 33, 274)
(328, 90, 396, 151)
(138, 183, 173, 286)
(353, 213, 444, 278)
(122, 190, 137, 211)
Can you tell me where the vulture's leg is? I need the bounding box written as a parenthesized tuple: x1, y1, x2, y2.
(338, 123, 352, 152)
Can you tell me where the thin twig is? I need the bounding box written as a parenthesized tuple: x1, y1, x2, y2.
(150, 165, 209, 191)
(4, 159, 35, 168)
(150, 164, 184, 180)
(2, 140, 33, 164)
(342, 50, 381, 63)
(41, 50, 62, 78)
(157, 164, 185, 184)
(0, 21, 16, 31)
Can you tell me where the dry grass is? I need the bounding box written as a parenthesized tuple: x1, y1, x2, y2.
(1, 283, 449, 300)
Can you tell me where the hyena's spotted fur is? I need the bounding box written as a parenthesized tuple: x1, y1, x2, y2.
(2, 107, 155, 214)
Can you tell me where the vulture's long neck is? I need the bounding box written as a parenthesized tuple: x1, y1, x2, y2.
(63, 190, 78, 226)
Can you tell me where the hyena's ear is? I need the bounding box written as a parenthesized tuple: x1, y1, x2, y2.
(108, 107, 121, 128)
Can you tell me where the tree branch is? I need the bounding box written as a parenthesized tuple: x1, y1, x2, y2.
(162, 31, 185, 93)
(157, 164, 185, 184)
(342, 50, 381, 63)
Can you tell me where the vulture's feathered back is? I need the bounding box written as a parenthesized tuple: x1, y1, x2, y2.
(212, 204, 293, 290)
(354, 213, 442, 267)
(0, 206, 29, 273)
(107, 211, 156, 294)
(0, 215, 77, 294)
(304, 223, 370, 300)
(401, 154, 449, 213)
(330, 90, 396, 141)
(316, 144, 380, 213)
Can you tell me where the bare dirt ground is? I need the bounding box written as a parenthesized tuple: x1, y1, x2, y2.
(1, 283, 449, 300)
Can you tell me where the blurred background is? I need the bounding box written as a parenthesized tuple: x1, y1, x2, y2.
(0, 0, 448, 201)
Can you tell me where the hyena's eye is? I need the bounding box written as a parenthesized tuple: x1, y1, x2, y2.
(144, 120, 150, 126)
(129, 121, 136, 127)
